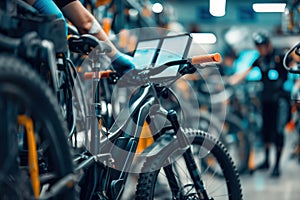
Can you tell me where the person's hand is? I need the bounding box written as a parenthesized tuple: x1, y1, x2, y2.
(111, 52, 135, 76)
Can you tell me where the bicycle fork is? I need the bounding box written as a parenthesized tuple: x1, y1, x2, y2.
(18, 115, 40, 198)
(166, 110, 211, 200)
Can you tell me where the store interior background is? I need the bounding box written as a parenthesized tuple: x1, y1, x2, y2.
(157, 0, 299, 54)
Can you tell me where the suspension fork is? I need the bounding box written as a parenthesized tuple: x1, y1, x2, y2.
(89, 51, 104, 155)
(18, 115, 40, 198)
(166, 110, 211, 200)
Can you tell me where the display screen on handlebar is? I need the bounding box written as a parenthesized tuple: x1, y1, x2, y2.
(132, 39, 160, 69)
(154, 35, 191, 78)
(132, 33, 192, 78)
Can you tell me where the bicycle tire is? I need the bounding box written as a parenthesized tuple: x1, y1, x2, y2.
(0, 54, 75, 199)
(136, 129, 242, 200)
(199, 112, 251, 174)
(220, 114, 251, 174)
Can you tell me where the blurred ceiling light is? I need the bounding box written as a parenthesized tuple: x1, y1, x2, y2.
(129, 9, 138, 18)
(224, 28, 245, 45)
(209, 0, 226, 17)
(191, 33, 217, 44)
(152, 3, 163, 14)
(252, 3, 286, 13)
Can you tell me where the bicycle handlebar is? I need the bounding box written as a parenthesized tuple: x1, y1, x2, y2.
(148, 53, 221, 76)
(82, 53, 221, 85)
(283, 42, 300, 74)
(125, 53, 221, 86)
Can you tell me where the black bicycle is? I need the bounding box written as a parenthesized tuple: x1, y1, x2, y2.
(69, 35, 242, 199)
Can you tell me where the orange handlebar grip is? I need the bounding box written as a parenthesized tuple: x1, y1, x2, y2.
(84, 72, 94, 80)
(191, 53, 221, 65)
(101, 70, 113, 78)
(84, 70, 113, 80)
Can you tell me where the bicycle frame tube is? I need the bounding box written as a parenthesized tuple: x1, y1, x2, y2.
(96, 84, 158, 199)
(99, 84, 157, 144)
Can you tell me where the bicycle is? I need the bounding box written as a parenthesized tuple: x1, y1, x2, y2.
(0, 54, 76, 200)
(0, 1, 76, 199)
(68, 33, 242, 198)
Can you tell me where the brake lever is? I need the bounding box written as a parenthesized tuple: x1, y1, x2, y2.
(177, 64, 197, 75)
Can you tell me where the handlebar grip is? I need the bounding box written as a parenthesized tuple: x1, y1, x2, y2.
(84, 72, 96, 80)
(84, 70, 114, 80)
(100, 70, 114, 78)
(190, 53, 221, 65)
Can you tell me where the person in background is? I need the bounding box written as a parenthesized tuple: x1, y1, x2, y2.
(229, 32, 290, 177)
(24, 0, 135, 76)
(220, 46, 238, 76)
(285, 50, 300, 163)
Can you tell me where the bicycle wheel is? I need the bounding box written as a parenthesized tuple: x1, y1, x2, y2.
(0, 54, 75, 199)
(221, 114, 251, 174)
(136, 129, 242, 200)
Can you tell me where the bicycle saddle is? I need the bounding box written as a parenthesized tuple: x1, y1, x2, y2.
(68, 34, 112, 54)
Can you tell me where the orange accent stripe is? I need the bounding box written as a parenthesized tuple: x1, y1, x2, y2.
(136, 122, 154, 153)
(18, 115, 40, 198)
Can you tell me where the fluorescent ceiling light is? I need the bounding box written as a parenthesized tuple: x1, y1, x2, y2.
(192, 33, 217, 44)
(209, 0, 226, 17)
(252, 3, 286, 13)
(152, 3, 163, 14)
